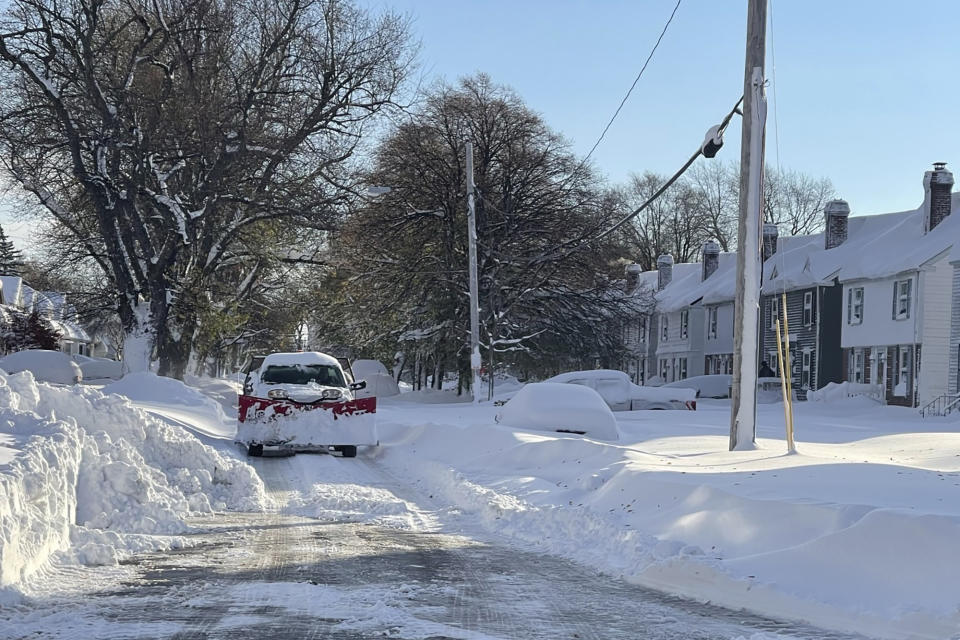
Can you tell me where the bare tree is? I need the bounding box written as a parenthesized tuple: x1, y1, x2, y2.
(0, 0, 413, 376)
(764, 166, 835, 236)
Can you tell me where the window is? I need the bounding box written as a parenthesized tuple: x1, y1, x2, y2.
(847, 287, 864, 325)
(850, 348, 864, 383)
(802, 291, 813, 326)
(659, 359, 667, 380)
(708, 307, 718, 339)
(801, 349, 811, 389)
(661, 316, 669, 341)
(895, 346, 911, 395)
(768, 350, 779, 377)
(770, 297, 779, 330)
(679, 357, 687, 380)
(639, 316, 647, 342)
(893, 279, 912, 320)
(680, 310, 689, 339)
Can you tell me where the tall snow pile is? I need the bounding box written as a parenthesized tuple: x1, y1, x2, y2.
(0, 370, 267, 593)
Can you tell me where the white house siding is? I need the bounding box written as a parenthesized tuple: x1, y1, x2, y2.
(840, 273, 931, 407)
(917, 258, 953, 407)
(703, 302, 734, 373)
(655, 308, 706, 382)
(841, 274, 920, 349)
(950, 262, 960, 395)
(621, 313, 652, 385)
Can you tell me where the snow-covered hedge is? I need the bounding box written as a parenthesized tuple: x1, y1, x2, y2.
(0, 370, 267, 593)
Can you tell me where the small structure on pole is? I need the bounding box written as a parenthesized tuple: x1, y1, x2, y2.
(729, 0, 767, 451)
(465, 141, 483, 404)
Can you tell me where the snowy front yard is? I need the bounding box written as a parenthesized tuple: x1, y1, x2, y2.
(1, 372, 958, 639)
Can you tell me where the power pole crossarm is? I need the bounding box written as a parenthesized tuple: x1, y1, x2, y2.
(730, 0, 767, 451)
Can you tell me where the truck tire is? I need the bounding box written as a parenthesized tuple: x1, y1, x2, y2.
(339, 445, 357, 458)
(247, 443, 264, 457)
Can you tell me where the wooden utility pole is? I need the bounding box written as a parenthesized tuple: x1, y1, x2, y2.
(729, 0, 767, 450)
(465, 141, 483, 404)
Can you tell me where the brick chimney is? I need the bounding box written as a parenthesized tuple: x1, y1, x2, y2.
(702, 241, 720, 281)
(657, 254, 674, 290)
(824, 199, 850, 249)
(762, 224, 779, 261)
(924, 162, 953, 232)
(624, 263, 642, 292)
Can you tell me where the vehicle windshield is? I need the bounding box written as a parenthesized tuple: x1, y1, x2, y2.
(260, 364, 346, 388)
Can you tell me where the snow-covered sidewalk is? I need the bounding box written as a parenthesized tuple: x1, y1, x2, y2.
(372, 396, 960, 640)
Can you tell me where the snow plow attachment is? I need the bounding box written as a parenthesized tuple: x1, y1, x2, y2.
(236, 395, 378, 457)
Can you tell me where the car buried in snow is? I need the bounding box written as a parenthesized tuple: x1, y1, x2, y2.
(543, 369, 696, 411)
(236, 351, 376, 458)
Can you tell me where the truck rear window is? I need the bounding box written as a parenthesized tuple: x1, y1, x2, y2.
(260, 364, 346, 387)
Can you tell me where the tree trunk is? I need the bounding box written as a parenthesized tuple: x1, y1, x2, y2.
(121, 302, 153, 374)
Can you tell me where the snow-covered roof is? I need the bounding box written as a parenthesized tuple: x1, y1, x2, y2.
(261, 351, 342, 369)
(0, 276, 22, 308)
(656, 262, 706, 312)
(681, 252, 738, 307)
(53, 320, 91, 343)
(763, 192, 960, 292)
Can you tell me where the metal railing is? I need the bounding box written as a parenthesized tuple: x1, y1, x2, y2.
(920, 393, 960, 417)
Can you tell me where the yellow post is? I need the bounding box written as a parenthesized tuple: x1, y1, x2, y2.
(780, 292, 796, 452)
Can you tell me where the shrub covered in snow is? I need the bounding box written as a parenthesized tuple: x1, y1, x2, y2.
(0, 370, 267, 593)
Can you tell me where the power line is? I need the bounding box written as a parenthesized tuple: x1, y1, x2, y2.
(593, 96, 743, 243)
(572, 0, 684, 179)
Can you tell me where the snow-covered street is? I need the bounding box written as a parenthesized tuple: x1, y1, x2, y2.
(1, 371, 959, 639)
(4, 451, 861, 640)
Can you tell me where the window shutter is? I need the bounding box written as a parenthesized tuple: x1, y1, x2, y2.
(847, 289, 852, 324)
(905, 279, 912, 319)
(892, 282, 897, 319)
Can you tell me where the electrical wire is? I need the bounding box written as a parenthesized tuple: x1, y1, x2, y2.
(592, 95, 743, 243)
(570, 0, 684, 180)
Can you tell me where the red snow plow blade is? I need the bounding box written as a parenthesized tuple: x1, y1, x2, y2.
(238, 395, 377, 423)
(236, 395, 378, 454)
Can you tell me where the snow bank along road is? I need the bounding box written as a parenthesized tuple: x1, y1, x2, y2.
(4, 450, 860, 639)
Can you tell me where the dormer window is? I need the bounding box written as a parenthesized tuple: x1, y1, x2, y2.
(661, 316, 668, 341)
(680, 310, 689, 339)
(802, 292, 813, 326)
(770, 297, 779, 330)
(708, 307, 718, 339)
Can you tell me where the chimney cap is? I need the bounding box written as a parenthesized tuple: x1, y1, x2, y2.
(657, 254, 674, 266)
(625, 263, 642, 275)
(762, 223, 779, 235)
(702, 240, 720, 254)
(824, 199, 851, 217)
(929, 162, 954, 186)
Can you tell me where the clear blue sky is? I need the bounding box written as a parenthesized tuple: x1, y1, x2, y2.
(3, 0, 958, 250)
(363, 0, 959, 216)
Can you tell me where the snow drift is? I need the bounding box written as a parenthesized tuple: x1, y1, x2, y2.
(0, 370, 267, 596)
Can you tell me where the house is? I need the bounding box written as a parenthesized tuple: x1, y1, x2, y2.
(834, 164, 958, 408)
(652, 255, 706, 383)
(683, 242, 737, 375)
(0, 275, 94, 356)
(620, 264, 658, 385)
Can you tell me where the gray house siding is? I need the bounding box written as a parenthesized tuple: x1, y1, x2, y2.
(760, 284, 842, 399)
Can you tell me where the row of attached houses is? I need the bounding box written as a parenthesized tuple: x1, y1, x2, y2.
(0, 275, 95, 356)
(620, 162, 960, 410)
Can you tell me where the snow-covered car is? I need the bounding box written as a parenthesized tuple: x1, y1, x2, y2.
(0, 349, 82, 385)
(663, 374, 732, 398)
(72, 354, 123, 381)
(350, 359, 400, 398)
(237, 351, 376, 457)
(663, 374, 788, 403)
(495, 382, 619, 441)
(543, 369, 696, 411)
